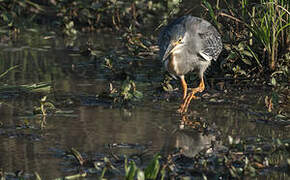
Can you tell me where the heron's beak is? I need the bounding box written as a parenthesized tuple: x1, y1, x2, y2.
(162, 41, 181, 61)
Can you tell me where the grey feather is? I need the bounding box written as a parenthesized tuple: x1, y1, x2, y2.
(158, 16, 222, 78)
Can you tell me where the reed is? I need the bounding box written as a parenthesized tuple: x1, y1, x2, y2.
(203, 0, 289, 72)
(248, 0, 289, 70)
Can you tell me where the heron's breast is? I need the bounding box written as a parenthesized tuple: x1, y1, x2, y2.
(165, 54, 180, 76)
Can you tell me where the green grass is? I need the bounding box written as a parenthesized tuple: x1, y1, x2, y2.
(248, 0, 290, 70)
(202, 0, 289, 75)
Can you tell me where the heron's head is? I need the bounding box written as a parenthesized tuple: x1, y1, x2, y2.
(162, 25, 186, 61)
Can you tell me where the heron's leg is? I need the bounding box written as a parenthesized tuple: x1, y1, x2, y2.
(179, 77, 205, 113)
(177, 76, 187, 113)
(180, 75, 187, 99)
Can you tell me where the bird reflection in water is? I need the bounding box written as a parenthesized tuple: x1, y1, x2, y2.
(162, 114, 217, 158)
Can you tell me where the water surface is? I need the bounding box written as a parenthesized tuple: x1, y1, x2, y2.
(0, 28, 289, 179)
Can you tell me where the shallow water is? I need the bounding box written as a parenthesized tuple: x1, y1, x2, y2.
(0, 28, 289, 179)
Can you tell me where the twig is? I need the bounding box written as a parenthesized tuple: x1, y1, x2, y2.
(218, 12, 245, 25)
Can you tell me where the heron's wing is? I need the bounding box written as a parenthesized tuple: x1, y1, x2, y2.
(198, 26, 222, 61)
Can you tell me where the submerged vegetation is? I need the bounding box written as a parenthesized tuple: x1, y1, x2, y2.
(0, 0, 289, 179)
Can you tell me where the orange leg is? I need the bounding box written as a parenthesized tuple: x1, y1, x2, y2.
(177, 76, 187, 113)
(180, 76, 187, 99)
(178, 77, 205, 113)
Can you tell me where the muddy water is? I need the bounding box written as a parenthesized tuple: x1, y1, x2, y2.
(0, 29, 289, 179)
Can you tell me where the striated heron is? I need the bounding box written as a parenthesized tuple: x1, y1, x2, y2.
(159, 16, 222, 113)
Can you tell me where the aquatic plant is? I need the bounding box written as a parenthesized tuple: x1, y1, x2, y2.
(108, 79, 143, 104)
(0, 82, 51, 94)
(144, 154, 161, 179)
(202, 0, 289, 78)
(0, 0, 43, 35)
(0, 0, 181, 35)
(247, 0, 289, 71)
(0, 65, 19, 79)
